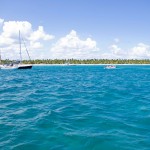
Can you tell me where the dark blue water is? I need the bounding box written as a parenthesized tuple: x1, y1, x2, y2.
(0, 65, 150, 150)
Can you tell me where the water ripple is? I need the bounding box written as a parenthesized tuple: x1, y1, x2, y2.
(0, 66, 150, 150)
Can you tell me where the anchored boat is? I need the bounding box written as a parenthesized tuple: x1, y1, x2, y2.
(0, 31, 32, 70)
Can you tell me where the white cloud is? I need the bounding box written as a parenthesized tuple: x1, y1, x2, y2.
(1, 19, 150, 60)
(0, 20, 54, 59)
(29, 26, 54, 41)
(0, 18, 4, 24)
(50, 30, 100, 59)
(104, 42, 150, 59)
(128, 43, 150, 59)
(109, 44, 122, 55)
(2, 21, 32, 38)
(100, 44, 127, 59)
(0, 36, 15, 47)
(29, 41, 43, 49)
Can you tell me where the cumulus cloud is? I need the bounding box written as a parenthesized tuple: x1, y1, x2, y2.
(0, 18, 4, 24)
(1, 19, 150, 60)
(0, 20, 54, 59)
(105, 42, 150, 59)
(2, 21, 32, 38)
(100, 43, 126, 59)
(128, 43, 150, 59)
(29, 41, 43, 49)
(110, 44, 122, 55)
(50, 30, 100, 59)
(29, 26, 54, 41)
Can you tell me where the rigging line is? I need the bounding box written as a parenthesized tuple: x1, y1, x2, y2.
(21, 37, 31, 61)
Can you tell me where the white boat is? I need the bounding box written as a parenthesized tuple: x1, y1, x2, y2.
(0, 50, 18, 69)
(0, 64, 18, 70)
(105, 65, 116, 69)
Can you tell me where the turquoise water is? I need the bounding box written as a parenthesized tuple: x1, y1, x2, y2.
(0, 65, 150, 150)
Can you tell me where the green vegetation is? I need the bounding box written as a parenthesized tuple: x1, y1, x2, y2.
(20, 59, 150, 64)
(1, 59, 150, 64)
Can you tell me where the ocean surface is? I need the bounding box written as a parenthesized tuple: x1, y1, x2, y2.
(0, 65, 150, 150)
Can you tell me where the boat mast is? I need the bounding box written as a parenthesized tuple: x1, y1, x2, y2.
(0, 49, 1, 64)
(19, 30, 22, 64)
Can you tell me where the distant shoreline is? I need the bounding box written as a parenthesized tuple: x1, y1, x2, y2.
(2, 59, 150, 65)
(33, 64, 150, 66)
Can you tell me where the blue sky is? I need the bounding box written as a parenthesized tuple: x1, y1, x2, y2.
(0, 0, 150, 59)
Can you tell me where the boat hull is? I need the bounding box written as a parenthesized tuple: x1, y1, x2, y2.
(18, 65, 32, 69)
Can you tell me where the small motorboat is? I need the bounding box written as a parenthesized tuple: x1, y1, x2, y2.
(105, 65, 116, 69)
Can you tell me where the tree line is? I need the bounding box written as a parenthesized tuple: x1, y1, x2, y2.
(1, 59, 150, 64)
(15, 59, 150, 64)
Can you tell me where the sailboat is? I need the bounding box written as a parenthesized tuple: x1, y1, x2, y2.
(17, 30, 32, 69)
(0, 31, 32, 70)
